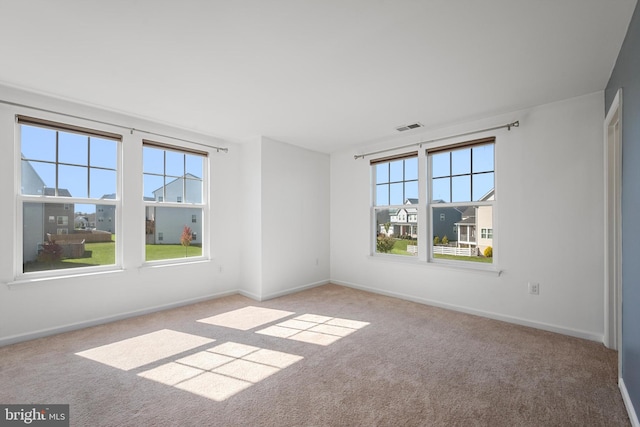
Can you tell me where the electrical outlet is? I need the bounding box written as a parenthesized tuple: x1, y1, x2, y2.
(528, 282, 539, 295)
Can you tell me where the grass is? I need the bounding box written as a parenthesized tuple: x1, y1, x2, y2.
(23, 240, 202, 272)
(390, 239, 418, 256)
(145, 244, 202, 261)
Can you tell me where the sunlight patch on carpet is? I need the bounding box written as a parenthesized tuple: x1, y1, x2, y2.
(197, 306, 294, 330)
(75, 329, 215, 371)
(137, 341, 303, 402)
(256, 314, 369, 346)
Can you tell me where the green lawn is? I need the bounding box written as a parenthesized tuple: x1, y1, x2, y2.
(145, 244, 202, 261)
(390, 239, 418, 256)
(23, 241, 202, 272)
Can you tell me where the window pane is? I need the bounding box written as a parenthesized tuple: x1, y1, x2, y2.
(185, 178, 203, 203)
(389, 182, 403, 205)
(90, 168, 117, 199)
(23, 202, 116, 273)
(90, 137, 117, 169)
(432, 204, 492, 263)
(472, 144, 494, 173)
(185, 154, 203, 179)
(58, 132, 88, 166)
(59, 165, 88, 198)
(404, 157, 418, 180)
(143, 146, 164, 174)
(145, 207, 203, 261)
(376, 184, 389, 206)
(451, 148, 470, 175)
(164, 176, 185, 203)
(389, 160, 403, 182)
(21, 125, 56, 162)
(452, 176, 471, 202)
(431, 177, 450, 203)
(376, 163, 388, 184)
(144, 174, 164, 201)
(431, 152, 450, 178)
(404, 180, 418, 201)
(165, 150, 184, 177)
(22, 160, 55, 195)
(374, 208, 418, 256)
(473, 172, 494, 201)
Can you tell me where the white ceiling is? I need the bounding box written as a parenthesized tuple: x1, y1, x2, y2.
(0, 1, 636, 153)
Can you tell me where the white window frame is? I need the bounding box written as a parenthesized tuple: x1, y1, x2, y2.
(426, 138, 496, 268)
(142, 140, 209, 265)
(15, 114, 122, 279)
(368, 137, 498, 271)
(370, 152, 419, 256)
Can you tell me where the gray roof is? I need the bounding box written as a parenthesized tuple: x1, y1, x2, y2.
(43, 188, 72, 197)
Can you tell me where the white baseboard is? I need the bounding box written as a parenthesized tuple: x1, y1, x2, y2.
(0, 290, 238, 347)
(258, 279, 330, 301)
(331, 279, 603, 342)
(620, 378, 640, 427)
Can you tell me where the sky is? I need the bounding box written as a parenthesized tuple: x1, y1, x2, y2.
(375, 144, 494, 206)
(21, 125, 203, 215)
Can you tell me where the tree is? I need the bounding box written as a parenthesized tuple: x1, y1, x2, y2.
(441, 235, 449, 245)
(433, 236, 440, 245)
(180, 225, 193, 257)
(383, 222, 391, 235)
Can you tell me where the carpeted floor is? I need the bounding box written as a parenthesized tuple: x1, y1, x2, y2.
(0, 284, 630, 426)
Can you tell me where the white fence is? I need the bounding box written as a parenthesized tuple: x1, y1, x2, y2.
(432, 246, 473, 256)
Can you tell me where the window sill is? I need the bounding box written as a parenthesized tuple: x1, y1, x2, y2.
(366, 254, 502, 276)
(140, 257, 211, 269)
(7, 268, 125, 289)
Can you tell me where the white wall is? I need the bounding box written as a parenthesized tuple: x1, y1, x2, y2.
(260, 137, 330, 299)
(238, 137, 263, 299)
(330, 92, 606, 341)
(0, 85, 242, 345)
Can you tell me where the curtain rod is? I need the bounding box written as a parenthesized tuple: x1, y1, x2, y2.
(1, 99, 229, 153)
(354, 121, 519, 160)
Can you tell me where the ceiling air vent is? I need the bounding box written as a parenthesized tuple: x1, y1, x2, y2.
(395, 122, 423, 132)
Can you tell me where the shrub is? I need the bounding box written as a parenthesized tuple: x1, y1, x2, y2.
(376, 235, 396, 253)
(433, 236, 440, 245)
(441, 235, 449, 245)
(38, 240, 64, 264)
(483, 246, 493, 258)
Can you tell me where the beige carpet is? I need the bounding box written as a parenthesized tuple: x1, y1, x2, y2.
(0, 284, 630, 426)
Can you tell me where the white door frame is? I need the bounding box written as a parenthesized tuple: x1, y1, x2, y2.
(604, 89, 622, 359)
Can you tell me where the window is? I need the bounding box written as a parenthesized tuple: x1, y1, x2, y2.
(143, 141, 206, 262)
(19, 116, 120, 274)
(429, 138, 494, 264)
(481, 228, 493, 239)
(369, 137, 496, 266)
(371, 153, 418, 256)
